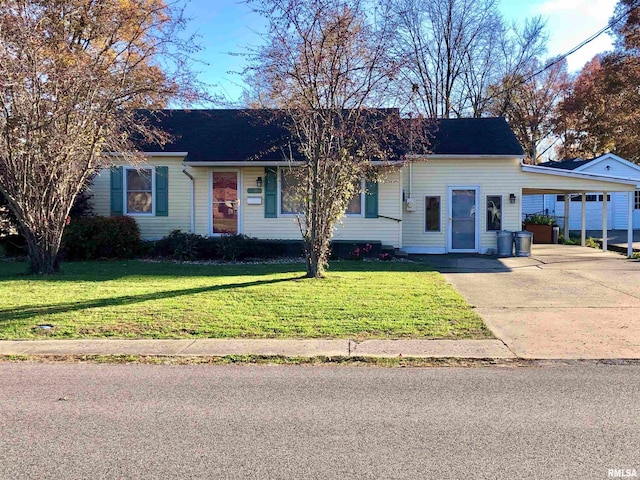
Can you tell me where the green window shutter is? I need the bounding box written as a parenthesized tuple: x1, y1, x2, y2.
(155, 166, 169, 216)
(110, 167, 123, 216)
(264, 167, 277, 218)
(365, 180, 378, 218)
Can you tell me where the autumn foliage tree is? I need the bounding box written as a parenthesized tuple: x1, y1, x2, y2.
(246, 0, 424, 278)
(555, 0, 640, 162)
(0, 0, 200, 273)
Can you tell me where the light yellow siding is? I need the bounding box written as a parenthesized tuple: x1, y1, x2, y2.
(402, 157, 635, 253)
(194, 167, 403, 248)
(90, 156, 191, 239)
(92, 160, 402, 246)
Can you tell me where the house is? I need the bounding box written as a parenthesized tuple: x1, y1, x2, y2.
(522, 153, 640, 231)
(89, 110, 638, 256)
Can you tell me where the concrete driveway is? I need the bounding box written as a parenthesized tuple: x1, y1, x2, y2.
(420, 245, 640, 359)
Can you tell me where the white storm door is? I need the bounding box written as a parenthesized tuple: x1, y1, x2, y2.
(448, 187, 479, 253)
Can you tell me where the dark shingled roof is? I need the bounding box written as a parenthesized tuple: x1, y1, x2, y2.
(134, 109, 291, 162)
(134, 109, 524, 161)
(537, 158, 592, 170)
(426, 117, 523, 156)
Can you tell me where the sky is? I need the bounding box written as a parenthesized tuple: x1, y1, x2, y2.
(181, 0, 619, 104)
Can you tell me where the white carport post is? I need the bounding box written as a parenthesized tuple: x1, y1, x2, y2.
(581, 192, 586, 246)
(564, 194, 570, 240)
(602, 191, 608, 252)
(628, 191, 634, 258)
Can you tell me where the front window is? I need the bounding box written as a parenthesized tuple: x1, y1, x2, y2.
(635, 191, 640, 210)
(425, 196, 441, 232)
(126, 168, 153, 214)
(280, 169, 363, 216)
(486, 195, 502, 231)
(280, 169, 304, 215)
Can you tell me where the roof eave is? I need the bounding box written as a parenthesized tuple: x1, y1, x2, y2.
(106, 151, 189, 158)
(410, 154, 524, 160)
(522, 164, 639, 186)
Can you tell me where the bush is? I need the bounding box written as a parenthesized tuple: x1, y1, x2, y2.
(523, 213, 557, 226)
(62, 216, 141, 260)
(330, 241, 381, 260)
(216, 234, 258, 261)
(0, 234, 27, 257)
(152, 230, 202, 261)
(147, 232, 305, 261)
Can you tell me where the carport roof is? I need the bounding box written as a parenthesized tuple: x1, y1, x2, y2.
(521, 163, 637, 194)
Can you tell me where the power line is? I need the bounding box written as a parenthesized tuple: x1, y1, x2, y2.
(535, 0, 640, 79)
(492, 0, 640, 99)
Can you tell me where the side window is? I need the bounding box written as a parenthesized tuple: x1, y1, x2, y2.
(346, 180, 364, 215)
(425, 196, 441, 232)
(126, 168, 153, 214)
(486, 195, 502, 231)
(635, 191, 640, 210)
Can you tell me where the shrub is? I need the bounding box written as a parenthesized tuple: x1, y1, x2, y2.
(153, 230, 202, 261)
(147, 232, 305, 261)
(0, 234, 27, 257)
(216, 234, 259, 261)
(523, 213, 557, 226)
(62, 216, 141, 260)
(585, 237, 601, 249)
(330, 241, 381, 260)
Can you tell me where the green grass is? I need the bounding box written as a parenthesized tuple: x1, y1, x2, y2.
(0, 260, 489, 340)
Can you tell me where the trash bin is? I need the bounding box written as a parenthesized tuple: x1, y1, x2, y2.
(514, 231, 533, 257)
(552, 226, 559, 244)
(496, 230, 513, 257)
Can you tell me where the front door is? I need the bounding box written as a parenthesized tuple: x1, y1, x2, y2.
(448, 187, 479, 252)
(212, 171, 239, 234)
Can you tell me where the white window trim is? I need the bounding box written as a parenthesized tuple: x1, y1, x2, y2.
(124, 166, 155, 216)
(486, 194, 503, 232)
(424, 195, 442, 233)
(635, 190, 640, 210)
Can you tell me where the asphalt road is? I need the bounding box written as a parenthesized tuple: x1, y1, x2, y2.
(1, 363, 639, 480)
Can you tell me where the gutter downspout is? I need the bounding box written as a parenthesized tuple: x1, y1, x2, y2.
(182, 168, 195, 234)
(408, 162, 413, 199)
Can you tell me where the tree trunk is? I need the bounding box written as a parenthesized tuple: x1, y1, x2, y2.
(304, 231, 329, 279)
(304, 241, 326, 278)
(23, 229, 62, 275)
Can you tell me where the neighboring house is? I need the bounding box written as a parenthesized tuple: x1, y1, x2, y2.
(522, 154, 640, 230)
(89, 110, 637, 255)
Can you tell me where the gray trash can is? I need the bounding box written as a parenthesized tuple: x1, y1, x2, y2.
(496, 230, 513, 257)
(552, 226, 559, 244)
(514, 231, 532, 257)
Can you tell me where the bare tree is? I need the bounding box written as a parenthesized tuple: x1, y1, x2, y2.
(0, 0, 202, 273)
(245, 0, 424, 278)
(387, 0, 546, 118)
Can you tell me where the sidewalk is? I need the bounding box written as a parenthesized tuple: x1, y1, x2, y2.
(0, 338, 515, 359)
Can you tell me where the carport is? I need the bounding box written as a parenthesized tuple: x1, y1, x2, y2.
(520, 163, 638, 257)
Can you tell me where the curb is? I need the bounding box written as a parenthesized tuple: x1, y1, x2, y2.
(0, 338, 516, 359)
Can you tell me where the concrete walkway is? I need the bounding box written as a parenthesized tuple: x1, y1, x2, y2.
(0, 338, 515, 359)
(422, 245, 640, 359)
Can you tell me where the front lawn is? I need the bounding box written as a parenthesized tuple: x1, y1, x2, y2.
(0, 260, 490, 340)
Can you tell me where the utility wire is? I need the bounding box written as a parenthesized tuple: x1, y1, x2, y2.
(492, 0, 640, 99)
